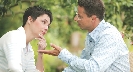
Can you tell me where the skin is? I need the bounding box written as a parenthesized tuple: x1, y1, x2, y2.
(24, 14, 50, 72)
(38, 6, 100, 56)
(75, 6, 99, 32)
(25, 14, 50, 44)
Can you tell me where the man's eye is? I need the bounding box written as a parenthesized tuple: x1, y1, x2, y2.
(78, 15, 82, 18)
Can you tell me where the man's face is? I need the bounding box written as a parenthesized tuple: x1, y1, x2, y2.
(29, 14, 50, 38)
(74, 6, 94, 32)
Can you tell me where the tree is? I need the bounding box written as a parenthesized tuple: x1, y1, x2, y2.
(0, 0, 133, 71)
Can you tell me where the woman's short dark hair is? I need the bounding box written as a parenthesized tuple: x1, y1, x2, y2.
(22, 5, 53, 27)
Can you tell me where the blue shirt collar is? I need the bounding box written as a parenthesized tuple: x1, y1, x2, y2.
(88, 19, 106, 42)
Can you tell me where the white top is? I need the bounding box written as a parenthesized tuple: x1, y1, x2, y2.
(0, 27, 39, 72)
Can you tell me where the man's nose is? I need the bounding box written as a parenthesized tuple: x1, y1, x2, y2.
(74, 15, 78, 22)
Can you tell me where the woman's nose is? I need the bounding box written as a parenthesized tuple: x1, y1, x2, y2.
(44, 26, 48, 31)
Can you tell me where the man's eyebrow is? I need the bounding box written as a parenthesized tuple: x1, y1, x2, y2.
(76, 12, 81, 16)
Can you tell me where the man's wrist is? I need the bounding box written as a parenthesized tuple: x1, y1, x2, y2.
(58, 47, 62, 52)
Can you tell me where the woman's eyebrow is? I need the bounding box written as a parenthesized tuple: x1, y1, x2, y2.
(43, 19, 47, 22)
(44, 19, 50, 24)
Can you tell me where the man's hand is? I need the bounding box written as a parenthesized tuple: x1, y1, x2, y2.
(38, 43, 62, 56)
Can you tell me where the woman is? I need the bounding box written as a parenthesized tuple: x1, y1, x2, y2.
(0, 5, 53, 72)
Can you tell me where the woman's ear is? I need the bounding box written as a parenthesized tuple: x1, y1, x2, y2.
(27, 16, 33, 24)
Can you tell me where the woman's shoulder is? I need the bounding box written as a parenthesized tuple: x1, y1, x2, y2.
(1, 28, 25, 43)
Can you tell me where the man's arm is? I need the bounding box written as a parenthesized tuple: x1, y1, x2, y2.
(38, 34, 128, 72)
(59, 34, 128, 72)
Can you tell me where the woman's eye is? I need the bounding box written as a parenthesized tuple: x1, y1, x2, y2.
(42, 21, 46, 24)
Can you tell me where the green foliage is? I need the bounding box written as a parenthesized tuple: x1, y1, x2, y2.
(103, 0, 133, 51)
(0, 0, 22, 17)
(103, 0, 133, 39)
(35, 0, 81, 45)
(0, 2, 29, 36)
(0, 0, 133, 72)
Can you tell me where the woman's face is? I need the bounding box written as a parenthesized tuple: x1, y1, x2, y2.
(29, 14, 50, 38)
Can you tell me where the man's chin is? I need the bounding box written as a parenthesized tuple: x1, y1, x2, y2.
(80, 27, 86, 30)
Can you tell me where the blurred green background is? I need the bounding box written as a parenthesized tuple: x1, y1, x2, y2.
(0, 0, 133, 72)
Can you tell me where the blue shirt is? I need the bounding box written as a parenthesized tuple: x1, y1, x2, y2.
(58, 20, 130, 72)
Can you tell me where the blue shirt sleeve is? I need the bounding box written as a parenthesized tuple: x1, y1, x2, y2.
(58, 20, 129, 72)
(58, 49, 99, 72)
(58, 33, 129, 72)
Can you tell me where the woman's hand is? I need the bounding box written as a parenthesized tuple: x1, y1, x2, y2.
(35, 34, 47, 55)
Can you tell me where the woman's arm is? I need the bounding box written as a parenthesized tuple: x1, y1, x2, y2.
(36, 53, 44, 72)
(3, 33, 23, 72)
(35, 34, 47, 72)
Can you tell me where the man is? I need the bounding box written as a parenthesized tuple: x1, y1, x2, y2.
(0, 6, 53, 72)
(39, 0, 130, 72)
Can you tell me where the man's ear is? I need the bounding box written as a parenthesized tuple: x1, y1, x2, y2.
(91, 15, 97, 20)
(90, 15, 97, 23)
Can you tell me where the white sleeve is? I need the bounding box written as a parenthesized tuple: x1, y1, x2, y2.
(3, 34, 23, 72)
